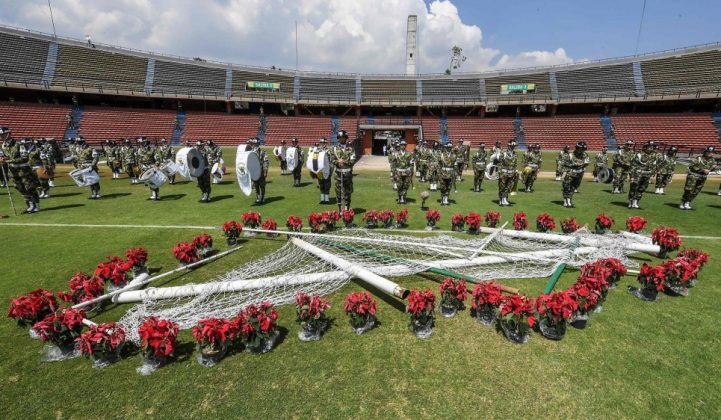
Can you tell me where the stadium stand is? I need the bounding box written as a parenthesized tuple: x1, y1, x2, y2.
(421, 78, 481, 104)
(53, 45, 147, 92)
(555, 63, 637, 100)
(484, 73, 552, 102)
(0, 31, 48, 85)
(299, 76, 356, 103)
(231, 70, 294, 100)
(523, 115, 607, 150)
(421, 118, 441, 140)
(265, 116, 334, 146)
(337, 116, 359, 141)
(153, 60, 226, 97)
(445, 117, 516, 146)
(361, 79, 417, 103)
(611, 113, 720, 151)
(182, 113, 259, 146)
(0, 102, 70, 139)
(641, 50, 721, 96)
(77, 106, 176, 143)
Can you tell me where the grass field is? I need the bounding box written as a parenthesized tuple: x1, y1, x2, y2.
(1, 147, 720, 418)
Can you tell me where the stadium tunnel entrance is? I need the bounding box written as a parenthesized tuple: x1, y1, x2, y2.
(358, 125, 419, 155)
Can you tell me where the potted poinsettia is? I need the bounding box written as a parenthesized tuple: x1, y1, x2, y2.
(406, 288, 435, 339)
(512, 212, 528, 231)
(661, 258, 697, 297)
(425, 209, 440, 231)
(395, 209, 409, 228)
(308, 212, 324, 233)
(241, 211, 262, 235)
(560, 217, 580, 234)
(76, 322, 126, 368)
(56, 272, 104, 311)
(341, 209, 355, 228)
(471, 282, 503, 326)
(379, 210, 395, 229)
(125, 247, 148, 277)
(629, 262, 666, 301)
(363, 210, 379, 228)
(596, 258, 627, 289)
(192, 318, 235, 367)
(565, 280, 600, 329)
(496, 294, 536, 344)
(536, 213, 556, 233)
(321, 210, 340, 231)
(172, 241, 199, 266)
(651, 226, 682, 258)
(485, 211, 501, 228)
(222, 220, 243, 245)
(94, 256, 132, 291)
(465, 212, 482, 234)
(344, 291, 377, 335)
(262, 218, 279, 237)
(295, 292, 331, 342)
(193, 233, 214, 258)
(595, 213, 614, 234)
(32, 308, 86, 357)
(678, 249, 709, 287)
(286, 215, 303, 232)
(451, 213, 465, 232)
(137, 316, 179, 374)
(536, 291, 577, 340)
(236, 302, 279, 353)
(625, 216, 647, 234)
(439, 278, 467, 318)
(7, 289, 59, 331)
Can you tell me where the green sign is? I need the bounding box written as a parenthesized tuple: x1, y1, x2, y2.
(246, 81, 281, 91)
(500, 83, 536, 95)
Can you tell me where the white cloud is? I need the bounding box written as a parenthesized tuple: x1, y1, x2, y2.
(0, 0, 574, 73)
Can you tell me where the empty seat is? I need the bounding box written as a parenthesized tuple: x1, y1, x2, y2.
(0, 102, 70, 139)
(78, 107, 176, 143)
(182, 113, 259, 146)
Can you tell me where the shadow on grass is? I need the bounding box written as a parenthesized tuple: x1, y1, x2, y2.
(102, 193, 132, 199)
(550, 200, 566, 206)
(708, 204, 721, 209)
(42, 203, 85, 212)
(298, 182, 313, 187)
(172, 341, 196, 364)
(664, 202, 684, 209)
(48, 192, 82, 198)
(702, 191, 721, 196)
(352, 207, 366, 214)
(352, 279, 406, 313)
(210, 195, 234, 203)
(159, 194, 186, 201)
(610, 201, 631, 208)
(261, 195, 284, 204)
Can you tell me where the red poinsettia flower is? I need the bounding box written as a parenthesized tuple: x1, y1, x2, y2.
(262, 218, 278, 231)
(625, 216, 647, 233)
(498, 294, 536, 327)
(344, 291, 378, 317)
(94, 256, 131, 286)
(341, 209, 355, 223)
(560, 217, 580, 234)
(595, 213, 614, 229)
(32, 308, 87, 347)
(451, 213, 465, 227)
(513, 212, 529, 231)
(471, 281, 503, 309)
(76, 322, 126, 358)
(406, 288, 436, 317)
(536, 213, 556, 232)
(395, 209, 409, 225)
(7, 288, 59, 326)
(465, 212, 482, 231)
(192, 317, 235, 350)
(425, 209, 441, 222)
(57, 272, 105, 304)
(286, 215, 303, 232)
(321, 210, 340, 229)
(125, 248, 148, 268)
(652, 226, 682, 254)
(192, 233, 214, 250)
(295, 292, 330, 329)
(308, 212, 324, 233)
(363, 210, 379, 227)
(172, 241, 199, 264)
(537, 290, 578, 323)
(138, 316, 179, 358)
(439, 278, 468, 308)
(378, 210, 395, 226)
(485, 211, 501, 228)
(241, 211, 262, 228)
(222, 220, 243, 238)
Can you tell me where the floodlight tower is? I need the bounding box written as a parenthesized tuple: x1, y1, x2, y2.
(405, 15, 418, 75)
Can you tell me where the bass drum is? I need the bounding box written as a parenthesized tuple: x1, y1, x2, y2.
(69, 166, 100, 187)
(273, 146, 285, 161)
(175, 147, 206, 179)
(235, 147, 262, 196)
(211, 162, 224, 182)
(598, 167, 615, 184)
(140, 168, 168, 189)
(159, 160, 179, 177)
(285, 147, 299, 172)
(484, 164, 499, 181)
(306, 149, 330, 180)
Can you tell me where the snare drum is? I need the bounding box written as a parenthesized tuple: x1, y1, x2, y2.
(69, 166, 100, 187)
(140, 168, 168, 189)
(235, 147, 262, 196)
(159, 160, 179, 177)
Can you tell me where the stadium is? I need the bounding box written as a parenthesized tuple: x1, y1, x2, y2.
(1, 2, 720, 418)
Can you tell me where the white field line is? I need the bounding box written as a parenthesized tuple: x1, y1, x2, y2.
(1, 222, 720, 241)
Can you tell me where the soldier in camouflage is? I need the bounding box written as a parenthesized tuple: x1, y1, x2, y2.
(437, 142, 456, 206)
(497, 140, 518, 207)
(555, 146, 569, 181)
(522, 143, 542, 192)
(415, 140, 429, 182)
(315, 138, 332, 204)
(654, 146, 677, 195)
(393, 140, 414, 204)
(388, 139, 399, 190)
(122, 139, 139, 184)
(680, 146, 717, 210)
(592, 146, 608, 182)
(137, 138, 161, 200)
(249, 138, 269, 204)
(156, 138, 176, 184)
(207, 140, 223, 184)
(77, 137, 102, 199)
(471, 143, 488, 192)
(612, 140, 634, 193)
(289, 137, 304, 187)
(454, 138, 468, 182)
(329, 130, 356, 211)
(195, 140, 212, 202)
(627, 141, 656, 209)
(561, 142, 589, 208)
(1, 129, 41, 212)
(105, 140, 121, 179)
(40, 139, 57, 192)
(427, 141, 440, 191)
(27, 139, 50, 199)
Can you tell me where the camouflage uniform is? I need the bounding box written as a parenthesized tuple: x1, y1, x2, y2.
(561, 147, 589, 207)
(592, 150, 608, 182)
(471, 147, 488, 192)
(137, 143, 160, 199)
(522, 147, 542, 192)
(156, 142, 176, 184)
(27, 142, 49, 198)
(393, 147, 414, 204)
(314, 142, 332, 203)
(77, 144, 101, 198)
(612, 147, 633, 193)
(427, 144, 440, 191)
(388, 143, 399, 190)
(627, 146, 655, 208)
(654, 152, 676, 194)
(252, 143, 269, 203)
(415, 143, 429, 182)
(1, 136, 40, 212)
(289, 143, 303, 186)
(106, 141, 121, 179)
(196, 144, 212, 202)
(680, 152, 717, 209)
(438, 146, 456, 205)
(555, 150, 567, 180)
(453, 142, 468, 181)
(207, 142, 223, 184)
(329, 142, 356, 211)
(41, 141, 57, 189)
(497, 147, 518, 206)
(122, 143, 138, 183)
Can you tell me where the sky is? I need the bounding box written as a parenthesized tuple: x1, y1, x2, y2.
(0, 0, 720, 75)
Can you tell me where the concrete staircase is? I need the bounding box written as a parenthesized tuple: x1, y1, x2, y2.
(600, 115, 618, 150)
(171, 112, 185, 146)
(513, 117, 526, 150)
(63, 106, 83, 139)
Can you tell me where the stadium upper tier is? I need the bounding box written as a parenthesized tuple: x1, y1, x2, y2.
(1, 25, 720, 105)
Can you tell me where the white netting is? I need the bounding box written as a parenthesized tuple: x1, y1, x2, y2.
(118, 228, 647, 343)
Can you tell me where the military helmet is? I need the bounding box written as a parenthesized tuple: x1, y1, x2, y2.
(291, 137, 298, 144)
(196, 140, 203, 146)
(668, 146, 678, 154)
(563, 145, 570, 152)
(576, 141, 587, 150)
(625, 140, 635, 147)
(124, 139, 130, 144)
(0, 126, 11, 135)
(479, 143, 485, 148)
(457, 138, 464, 144)
(319, 137, 327, 143)
(508, 139, 517, 147)
(704, 146, 716, 154)
(444, 142, 453, 148)
(337, 130, 348, 139)
(399, 140, 407, 146)
(643, 140, 653, 149)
